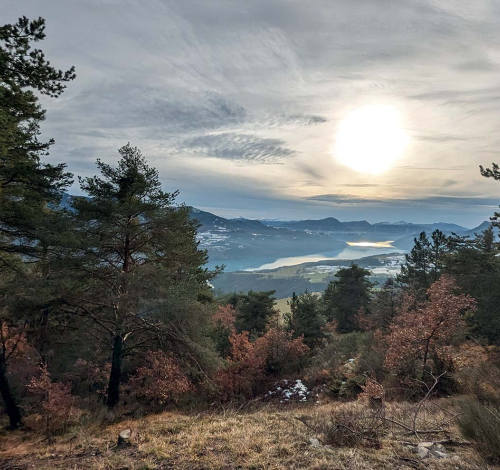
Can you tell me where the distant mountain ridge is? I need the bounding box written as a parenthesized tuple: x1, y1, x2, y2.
(59, 196, 491, 272)
(189, 207, 492, 271)
(253, 216, 473, 234)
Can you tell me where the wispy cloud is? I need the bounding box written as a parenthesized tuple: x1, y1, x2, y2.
(308, 194, 499, 207)
(183, 133, 295, 163)
(3, 0, 500, 225)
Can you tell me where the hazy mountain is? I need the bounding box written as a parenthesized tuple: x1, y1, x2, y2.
(283, 217, 345, 231)
(190, 209, 346, 271)
(191, 209, 475, 271)
(262, 217, 469, 234)
(468, 221, 493, 234)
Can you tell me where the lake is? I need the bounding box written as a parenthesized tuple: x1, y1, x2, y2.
(246, 241, 405, 271)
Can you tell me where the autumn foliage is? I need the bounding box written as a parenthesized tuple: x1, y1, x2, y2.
(212, 305, 237, 332)
(255, 327, 309, 375)
(27, 365, 82, 435)
(215, 331, 265, 400)
(384, 275, 475, 374)
(128, 351, 193, 405)
(215, 323, 309, 401)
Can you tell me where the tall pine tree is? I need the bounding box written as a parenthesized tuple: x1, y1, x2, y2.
(64, 144, 216, 408)
(0, 16, 75, 429)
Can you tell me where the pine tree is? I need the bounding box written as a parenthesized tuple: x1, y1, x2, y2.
(358, 278, 401, 333)
(323, 264, 373, 333)
(0, 16, 75, 260)
(63, 144, 216, 408)
(444, 227, 500, 343)
(397, 230, 449, 295)
(0, 16, 75, 429)
(232, 290, 277, 337)
(286, 291, 326, 346)
(481, 163, 500, 227)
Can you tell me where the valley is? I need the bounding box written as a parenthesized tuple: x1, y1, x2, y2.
(193, 208, 488, 298)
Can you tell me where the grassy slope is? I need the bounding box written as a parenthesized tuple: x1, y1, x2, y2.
(275, 297, 291, 315)
(0, 401, 484, 470)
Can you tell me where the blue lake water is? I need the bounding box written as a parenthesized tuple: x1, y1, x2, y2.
(246, 243, 406, 271)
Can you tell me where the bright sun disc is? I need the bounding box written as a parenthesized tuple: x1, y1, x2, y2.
(335, 105, 408, 174)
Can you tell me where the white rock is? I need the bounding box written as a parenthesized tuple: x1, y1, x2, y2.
(417, 447, 430, 459)
(118, 429, 132, 446)
(434, 444, 446, 453)
(309, 438, 321, 447)
(418, 442, 434, 449)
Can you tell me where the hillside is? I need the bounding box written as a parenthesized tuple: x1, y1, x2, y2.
(0, 401, 482, 470)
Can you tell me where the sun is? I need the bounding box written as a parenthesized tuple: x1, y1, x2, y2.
(335, 105, 408, 174)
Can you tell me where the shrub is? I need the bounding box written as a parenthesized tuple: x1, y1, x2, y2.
(458, 397, 500, 463)
(311, 331, 366, 373)
(211, 305, 237, 358)
(27, 365, 82, 436)
(308, 403, 380, 448)
(72, 358, 111, 397)
(127, 351, 193, 406)
(215, 331, 265, 401)
(339, 376, 365, 399)
(254, 326, 309, 375)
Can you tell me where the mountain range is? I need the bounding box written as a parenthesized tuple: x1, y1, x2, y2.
(59, 195, 491, 272)
(191, 208, 491, 271)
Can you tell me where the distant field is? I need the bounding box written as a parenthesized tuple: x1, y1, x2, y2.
(213, 253, 404, 299)
(275, 297, 291, 314)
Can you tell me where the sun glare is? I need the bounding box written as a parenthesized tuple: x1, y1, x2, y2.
(335, 105, 408, 174)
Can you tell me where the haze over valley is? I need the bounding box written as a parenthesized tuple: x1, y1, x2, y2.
(192, 207, 491, 297)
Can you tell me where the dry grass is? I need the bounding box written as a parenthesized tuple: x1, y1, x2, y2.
(0, 400, 488, 470)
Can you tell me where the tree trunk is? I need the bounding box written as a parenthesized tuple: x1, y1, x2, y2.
(0, 354, 22, 429)
(106, 335, 124, 409)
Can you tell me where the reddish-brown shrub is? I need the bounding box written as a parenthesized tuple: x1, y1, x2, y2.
(215, 331, 265, 400)
(1, 322, 39, 398)
(358, 373, 385, 407)
(128, 350, 192, 405)
(212, 305, 236, 332)
(255, 326, 309, 375)
(384, 275, 475, 374)
(27, 365, 82, 435)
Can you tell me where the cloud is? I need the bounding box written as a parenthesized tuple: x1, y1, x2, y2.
(308, 194, 499, 207)
(59, 85, 247, 134)
(4, 0, 500, 225)
(416, 134, 469, 143)
(183, 133, 296, 163)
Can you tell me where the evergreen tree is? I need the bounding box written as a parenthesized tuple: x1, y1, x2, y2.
(231, 290, 277, 337)
(481, 163, 500, 227)
(286, 291, 325, 346)
(323, 264, 373, 333)
(0, 16, 75, 429)
(63, 144, 217, 408)
(364, 278, 401, 333)
(0, 16, 75, 260)
(444, 227, 500, 343)
(397, 230, 449, 294)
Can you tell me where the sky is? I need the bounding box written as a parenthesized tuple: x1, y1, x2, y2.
(3, 0, 500, 227)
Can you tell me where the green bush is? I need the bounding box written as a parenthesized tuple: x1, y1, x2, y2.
(339, 376, 365, 399)
(458, 397, 500, 463)
(327, 378, 343, 397)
